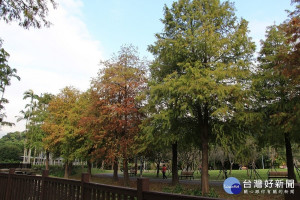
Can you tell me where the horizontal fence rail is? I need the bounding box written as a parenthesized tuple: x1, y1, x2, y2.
(0, 169, 225, 200)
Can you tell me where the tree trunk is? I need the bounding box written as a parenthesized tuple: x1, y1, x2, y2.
(230, 162, 233, 175)
(45, 151, 50, 170)
(68, 163, 72, 177)
(23, 147, 27, 163)
(172, 142, 179, 185)
(87, 160, 92, 176)
(156, 162, 160, 177)
(113, 158, 119, 182)
(201, 123, 209, 195)
(196, 103, 210, 195)
(135, 157, 138, 176)
(101, 160, 105, 170)
(28, 148, 32, 163)
(33, 148, 36, 164)
(64, 162, 69, 178)
(123, 158, 129, 186)
(139, 157, 143, 177)
(213, 158, 216, 170)
(284, 132, 297, 183)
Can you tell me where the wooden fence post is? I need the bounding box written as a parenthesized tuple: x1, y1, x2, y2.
(137, 178, 149, 200)
(5, 168, 15, 200)
(81, 173, 90, 200)
(41, 170, 49, 200)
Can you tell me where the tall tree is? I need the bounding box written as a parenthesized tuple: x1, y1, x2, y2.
(26, 92, 53, 168)
(21, 89, 39, 163)
(16, 109, 30, 162)
(0, 40, 20, 126)
(42, 87, 83, 178)
(74, 90, 95, 176)
(280, 2, 300, 180)
(37, 93, 53, 169)
(79, 87, 113, 179)
(0, 0, 57, 29)
(278, 0, 300, 132)
(148, 0, 255, 194)
(255, 18, 299, 182)
(91, 45, 147, 186)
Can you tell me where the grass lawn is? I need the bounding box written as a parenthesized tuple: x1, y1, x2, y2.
(83, 168, 298, 182)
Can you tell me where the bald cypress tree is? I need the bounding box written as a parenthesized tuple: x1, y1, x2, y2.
(254, 2, 300, 181)
(148, 0, 255, 194)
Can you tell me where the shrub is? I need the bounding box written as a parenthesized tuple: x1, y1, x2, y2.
(33, 165, 84, 177)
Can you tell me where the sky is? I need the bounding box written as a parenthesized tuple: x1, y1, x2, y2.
(0, 0, 295, 138)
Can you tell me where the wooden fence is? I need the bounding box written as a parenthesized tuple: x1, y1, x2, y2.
(0, 169, 223, 200)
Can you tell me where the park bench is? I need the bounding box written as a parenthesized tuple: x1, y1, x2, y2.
(0, 169, 9, 173)
(179, 171, 194, 180)
(268, 171, 288, 179)
(0, 163, 34, 175)
(0, 168, 35, 175)
(128, 169, 136, 176)
(15, 168, 36, 175)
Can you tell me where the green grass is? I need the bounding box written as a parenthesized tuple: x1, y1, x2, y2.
(79, 168, 299, 182)
(205, 169, 287, 181)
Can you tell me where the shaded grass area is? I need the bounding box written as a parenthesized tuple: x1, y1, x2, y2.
(76, 168, 298, 182)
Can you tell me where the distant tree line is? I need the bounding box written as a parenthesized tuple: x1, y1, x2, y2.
(0, 131, 25, 162)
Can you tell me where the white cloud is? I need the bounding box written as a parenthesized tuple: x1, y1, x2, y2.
(248, 20, 273, 50)
(0, 0, 103, 137)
